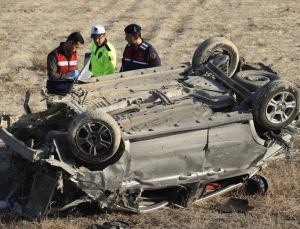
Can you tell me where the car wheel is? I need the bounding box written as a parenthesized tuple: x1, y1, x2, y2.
(232, 70, 280, 92)
(259, 175, 271, 193)
(252, 80, 300, 130)
(68, 110, 121, 163)
(192, 37, 239, 77)
(246, 175, 270, 195)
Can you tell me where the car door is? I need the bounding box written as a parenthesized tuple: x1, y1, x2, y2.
(204, 122, 266, 179)
(124, 129, 208, 189)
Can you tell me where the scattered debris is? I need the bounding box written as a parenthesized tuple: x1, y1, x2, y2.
(101, 220, 130, 229)
(216, 198, 254, 213)
(0, 201, 7, 210)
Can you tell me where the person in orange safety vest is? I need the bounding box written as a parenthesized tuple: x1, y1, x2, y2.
(46, 32, 84, 95)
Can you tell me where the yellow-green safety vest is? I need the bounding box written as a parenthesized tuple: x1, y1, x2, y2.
(90, 41, 116, 77)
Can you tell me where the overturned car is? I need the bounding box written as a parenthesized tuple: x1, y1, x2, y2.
(0, 37, 299, 222)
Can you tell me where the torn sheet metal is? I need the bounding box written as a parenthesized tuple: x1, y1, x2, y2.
(0, 126, 46, 162)
(45, 158, 84, 177)
(74, 150, 130, 199)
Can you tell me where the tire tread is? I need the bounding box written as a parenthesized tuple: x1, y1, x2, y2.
(252, 80, 300, 130)
(68, 110, 121, 163)
(192, 37, 239, 77)
(232, 70, 280, 92)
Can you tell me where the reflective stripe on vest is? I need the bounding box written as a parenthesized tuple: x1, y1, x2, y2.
(90, 42, 116, 77)
(124, 42, 149, 65)
(133, 60, 148, 65)
(123, 42, 152, 71)
(54, 50, 77, 73)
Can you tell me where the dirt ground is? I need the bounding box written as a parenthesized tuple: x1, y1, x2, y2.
(1, 0, 300, 114)
(0, 0, 300, 228)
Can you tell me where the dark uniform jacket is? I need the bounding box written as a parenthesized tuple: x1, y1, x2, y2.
(122, 40, 161, 71)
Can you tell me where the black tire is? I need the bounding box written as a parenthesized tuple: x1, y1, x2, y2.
(232, 70, 280, 92)
(192, 37, 239, 77)
(259, 175, 271, 193)
(252, 80, 300, 130)
(68, 110, 121, 163)
(246, 175, 267, 195)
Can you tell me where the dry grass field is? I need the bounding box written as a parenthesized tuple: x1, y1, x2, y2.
(0, 0, 300, 228)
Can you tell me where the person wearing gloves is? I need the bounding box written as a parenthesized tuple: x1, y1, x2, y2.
(89, 25, 116, 77)
(46, 32, 84, 95)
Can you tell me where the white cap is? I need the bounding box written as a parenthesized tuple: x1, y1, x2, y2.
(91, 25, 105, 38)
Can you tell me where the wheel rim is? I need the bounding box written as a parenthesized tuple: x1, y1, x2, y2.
(265, 92, 296, 124)
(209, 50, 230, 75)
(75, 122, 112, 156)
(203, 51, 230, 76)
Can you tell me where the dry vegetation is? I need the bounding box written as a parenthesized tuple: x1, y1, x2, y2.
(0, 0, 300, 228)
(2, 64, 18, 82)
(0, 0, 300, 114)
(30, 45, 50, 70)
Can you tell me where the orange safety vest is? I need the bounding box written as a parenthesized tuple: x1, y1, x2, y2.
(123, 41, 151, 71)
(54, 50, 77, 73)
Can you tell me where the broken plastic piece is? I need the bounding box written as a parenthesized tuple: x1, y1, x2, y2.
(101, 220, 130, 229)
(205, 183, 220, 191)
(0, 201, 7, 209)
